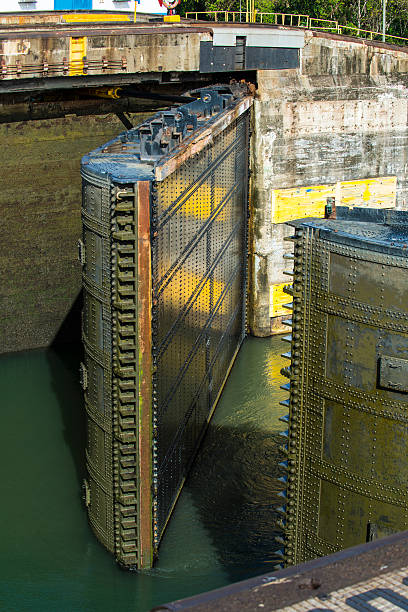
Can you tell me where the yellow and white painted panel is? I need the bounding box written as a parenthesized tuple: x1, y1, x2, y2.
(338, 176, 396, 208)
(271, 176, 397, 224)
(69, 36, 87, 77)
(269, 282, 290, 318)
(271, 184, 333, 224)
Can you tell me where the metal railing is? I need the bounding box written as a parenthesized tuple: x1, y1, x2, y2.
(256, 13, 309, 27)
(184, 11, 408, 47)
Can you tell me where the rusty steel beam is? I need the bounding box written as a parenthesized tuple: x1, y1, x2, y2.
(136, 180, 153, 569)
(0, 72, 215, 95)
(0, 97, 167, 123)
(154, 94, 253, 181)
(0, 83, 208, 122)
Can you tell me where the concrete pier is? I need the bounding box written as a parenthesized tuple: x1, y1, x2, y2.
(250, 33, 408, 335)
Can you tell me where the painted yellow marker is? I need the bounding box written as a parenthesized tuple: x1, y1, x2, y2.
(64, 14, 130, 22)
(69, 36, 87, 76)
(271, 184, 334, 224)
(164, 15, 181, 22)
(339, 176, 397, 209)
(271, 176, 397, 224)
(269, 283, 290, 318)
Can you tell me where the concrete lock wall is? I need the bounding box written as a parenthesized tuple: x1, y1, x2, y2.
(250, 33, 408, 337)
(0, 111, 149, 354)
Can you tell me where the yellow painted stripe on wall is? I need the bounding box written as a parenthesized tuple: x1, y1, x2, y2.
(339, 176, 397, 209)
(271, 176, 397, 224)
(64, 14, 130, 23)
(269, 283, 290, 318)
(69, 36, 87, 77)
(271, 184, 333, 224)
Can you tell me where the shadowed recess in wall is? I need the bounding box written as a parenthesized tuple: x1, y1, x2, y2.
(47, 290, 86, 490)
(51, 290, 83, 347)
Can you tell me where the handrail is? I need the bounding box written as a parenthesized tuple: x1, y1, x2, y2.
(256, 13, 309, 27)
(308, 17, 338, 31)
(184, 11, 408, 47)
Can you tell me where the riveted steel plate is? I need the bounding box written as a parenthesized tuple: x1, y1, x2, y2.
(379, 356, 408, 392)
(80, 87, 251, 569)
(282, 208, 408, 567)
(151, 109, 249, 542)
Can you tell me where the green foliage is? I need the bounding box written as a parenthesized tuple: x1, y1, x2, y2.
(180, 0, 408, 40)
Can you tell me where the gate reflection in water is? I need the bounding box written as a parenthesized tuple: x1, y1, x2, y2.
(0, 336, 285, 611)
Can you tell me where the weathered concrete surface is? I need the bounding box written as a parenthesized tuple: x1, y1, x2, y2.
(250, 33, 408, 336)
(0, 24, 211, 84)
(0, 111, 149, 354)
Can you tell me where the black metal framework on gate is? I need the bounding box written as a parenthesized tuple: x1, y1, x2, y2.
(80, 86, 253, 569)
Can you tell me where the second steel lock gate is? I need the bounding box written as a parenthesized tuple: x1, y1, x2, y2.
(280, 208, 408, 568)
(80, 86, 252, 569)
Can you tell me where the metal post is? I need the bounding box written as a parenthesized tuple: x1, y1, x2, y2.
(134, 0, 137, 23)
(382, 0, 387, 41)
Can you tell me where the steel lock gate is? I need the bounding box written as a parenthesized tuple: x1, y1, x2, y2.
(79, 86, 252, 569)
(280, 207, 408, 567)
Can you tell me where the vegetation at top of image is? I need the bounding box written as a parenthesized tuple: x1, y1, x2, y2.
(179, 0, 408, 40)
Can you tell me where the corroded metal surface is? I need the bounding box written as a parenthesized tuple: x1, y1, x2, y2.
(80, 87, 252, 568)
(280, 207, 408, 567)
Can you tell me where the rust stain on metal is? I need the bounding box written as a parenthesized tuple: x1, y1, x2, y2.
(137, 179, 153, 570)
(155, 96, 253, 181)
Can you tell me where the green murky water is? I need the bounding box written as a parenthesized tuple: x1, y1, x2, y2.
(0, 337, 285, 612)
